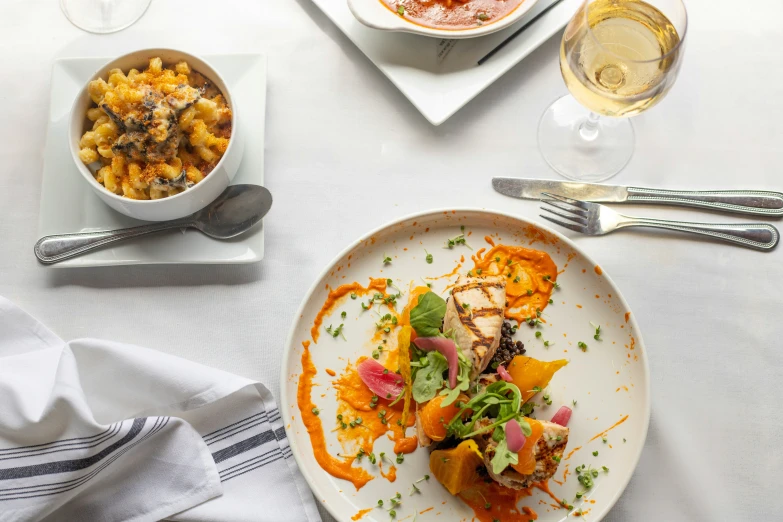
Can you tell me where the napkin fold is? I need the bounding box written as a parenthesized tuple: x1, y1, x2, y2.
(0, 297, 320, 522)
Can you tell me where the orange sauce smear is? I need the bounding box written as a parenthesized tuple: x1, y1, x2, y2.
(378, 461, 397, 482)
(594, 265, 602, 275)
(589, 415, 630, 442)
(297, 342, 373, 490)
(459, 480, 534, 522)
(311, 278, 388, 342)
(351, 508, 372, 520)
(565, 446, 582, 461)
(426, 263, 462, 280)
(533, 481, 565, 508)
(333, 358, 415, 463)
(472, 237, 558, 324)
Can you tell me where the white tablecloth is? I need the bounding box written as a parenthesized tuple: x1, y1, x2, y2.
(1, 0, 781, 520)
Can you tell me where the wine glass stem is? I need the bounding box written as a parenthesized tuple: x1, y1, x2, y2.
(579, 112, 601, 141)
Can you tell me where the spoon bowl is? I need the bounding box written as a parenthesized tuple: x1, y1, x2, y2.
(192, 185, 273, 239)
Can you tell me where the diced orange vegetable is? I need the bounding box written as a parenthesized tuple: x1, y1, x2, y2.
(506, 355, 568, 403)
(418, 394, 468, 442)
(398, 326, 413, 427)
(430, 440, 484, 495)
(510, 418, 543, 475)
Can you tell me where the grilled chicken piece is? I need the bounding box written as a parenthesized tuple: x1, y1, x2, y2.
(476, 419, 568, 489)
(443, 275, 506, 378)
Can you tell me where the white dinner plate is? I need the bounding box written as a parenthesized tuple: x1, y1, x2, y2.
(281, 209, 650, 521)
(37, 54, 267, 267)
(310, 0, 582, 125)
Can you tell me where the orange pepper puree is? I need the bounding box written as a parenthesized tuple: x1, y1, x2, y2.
(311, 278, 387, 342)
(332, 359, 415, 469)
(378, 461, 397, 482)
(472, 237, 558, 324)
(533, 480, 565, 509)
(297, 342, 372, 490)
(351, 508, 372, 521)
(393, 435, 418, 454)
(458, 480, 534, 521)
(588, 415, 629, 442)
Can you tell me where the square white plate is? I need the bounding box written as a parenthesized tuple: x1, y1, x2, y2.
(310, 0, 581, 125)
(37, 54, 267, 268)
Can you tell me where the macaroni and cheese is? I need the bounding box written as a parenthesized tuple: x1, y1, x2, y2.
(78, 57, 232, 200)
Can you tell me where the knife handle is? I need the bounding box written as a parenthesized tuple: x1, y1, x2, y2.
(626, 187, 783, 217)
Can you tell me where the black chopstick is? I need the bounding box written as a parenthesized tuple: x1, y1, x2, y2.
(477, 0, 566, 66)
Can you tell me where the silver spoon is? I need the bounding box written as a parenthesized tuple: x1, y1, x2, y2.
(34, 184, 273, 265)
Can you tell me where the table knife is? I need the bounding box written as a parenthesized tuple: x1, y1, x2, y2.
(492, 177, 783, 217)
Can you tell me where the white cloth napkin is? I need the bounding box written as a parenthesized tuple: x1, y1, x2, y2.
(0, 297, 320, 522)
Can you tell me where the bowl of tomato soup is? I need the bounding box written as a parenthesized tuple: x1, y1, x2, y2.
(348, 0, 539, 38)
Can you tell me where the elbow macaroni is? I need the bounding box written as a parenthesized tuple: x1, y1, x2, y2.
(78, 58, 232, 200)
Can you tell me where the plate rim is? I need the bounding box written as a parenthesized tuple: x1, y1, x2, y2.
(38, 53, 267, 268)
(280, 207, 651, 522)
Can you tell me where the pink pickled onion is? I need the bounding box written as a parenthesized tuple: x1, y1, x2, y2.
(505, 419, 527, 453)
(357, 359, 404, 400)
(550, 406, 572, 427)
(497, 364, 513, 382)
(413, 337, 458, 389)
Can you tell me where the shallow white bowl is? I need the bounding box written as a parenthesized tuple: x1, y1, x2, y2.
(68, 48, 244, 222)
(348, 0, 540, 39)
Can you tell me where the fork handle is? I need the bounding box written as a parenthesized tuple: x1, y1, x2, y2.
(626, 187, 783, 216)
(618, 218, 779, 251)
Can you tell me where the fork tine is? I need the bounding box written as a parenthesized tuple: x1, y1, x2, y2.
(539, 214, 588, 234)
(541, 205, 588, 225)
(541, 198, 589, 218)
(541, 192, 591, 210)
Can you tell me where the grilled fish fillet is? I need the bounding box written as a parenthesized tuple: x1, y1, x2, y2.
(476, 419, 569, 489)
(443, 275, 506, 378)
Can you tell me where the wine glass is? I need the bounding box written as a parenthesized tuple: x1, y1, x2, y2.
(538, 0, 687, 182)
(61, 0, 152, 34)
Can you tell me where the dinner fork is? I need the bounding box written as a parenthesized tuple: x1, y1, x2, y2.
(540, 192, 779, 251)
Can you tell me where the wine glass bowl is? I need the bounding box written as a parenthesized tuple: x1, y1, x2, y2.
(538, 0, 688, 182)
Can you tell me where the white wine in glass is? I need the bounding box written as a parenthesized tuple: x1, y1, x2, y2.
(538, 0, 687, 182)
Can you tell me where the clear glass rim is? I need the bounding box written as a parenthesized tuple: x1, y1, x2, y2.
(580, 0, 688, 65)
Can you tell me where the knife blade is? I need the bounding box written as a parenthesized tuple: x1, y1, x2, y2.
(493, 178, 628, 202)
(492, 177, 783, 217)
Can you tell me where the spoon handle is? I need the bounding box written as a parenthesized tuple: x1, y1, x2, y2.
(34, 220, 193, 265)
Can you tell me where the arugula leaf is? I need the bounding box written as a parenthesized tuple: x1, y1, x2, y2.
(490, 437, 518, 475)
(445, 381, 529, 439)
(409, 291, 446, 338)
(411, 351, 448, 403)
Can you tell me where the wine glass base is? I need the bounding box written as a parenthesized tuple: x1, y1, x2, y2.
(61, 0, 152, 34)
(538, 95, 634, 183)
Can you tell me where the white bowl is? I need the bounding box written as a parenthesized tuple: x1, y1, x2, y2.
(69, 48, 244, 222)
(348, 0, 540, 39)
